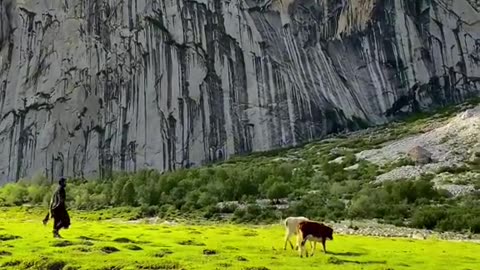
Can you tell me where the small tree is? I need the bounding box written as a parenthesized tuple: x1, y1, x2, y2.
(266, 182, 290, 203)
(122, 180, 136, 206)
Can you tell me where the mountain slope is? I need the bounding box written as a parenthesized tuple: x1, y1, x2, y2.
(1, 0, 480, 182)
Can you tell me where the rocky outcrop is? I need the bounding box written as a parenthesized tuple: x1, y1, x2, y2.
(1, 0, 480, 182)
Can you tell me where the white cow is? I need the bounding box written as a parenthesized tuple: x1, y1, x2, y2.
(283, 216, 312, 250)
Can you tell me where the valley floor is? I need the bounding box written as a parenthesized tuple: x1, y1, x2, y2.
(0, 210, 479, 269)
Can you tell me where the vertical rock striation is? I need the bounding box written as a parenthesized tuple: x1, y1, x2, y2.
(0, 0, 479, 182)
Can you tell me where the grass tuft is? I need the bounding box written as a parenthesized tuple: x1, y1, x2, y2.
(100, 246, 120, 254)
(0, 234, 21, 241)
(125, 244, 143, 251)
(113, 237, 135, 243)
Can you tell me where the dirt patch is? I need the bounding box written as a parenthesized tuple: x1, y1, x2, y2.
(100, 246, 120, 254)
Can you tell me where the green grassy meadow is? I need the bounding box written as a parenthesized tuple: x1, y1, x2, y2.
(0, 208, 479, 269)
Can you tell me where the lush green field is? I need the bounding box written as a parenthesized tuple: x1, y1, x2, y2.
(0, 209, 479, 270)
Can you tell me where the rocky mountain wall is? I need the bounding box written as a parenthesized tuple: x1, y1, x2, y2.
(1, 0, 479, 182)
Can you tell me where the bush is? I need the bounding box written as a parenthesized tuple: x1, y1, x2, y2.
(410, 206, 480, 233)
(411, 207, 446, 230)
(139, 205, 159, 217)
(469, 217, 480, 234)
(266, 183, 290, 201)
(26, 185, 50, 205)
(122, 180, 136, 206)
(232, 204, 278, 224)
(0, 184, 28, 206)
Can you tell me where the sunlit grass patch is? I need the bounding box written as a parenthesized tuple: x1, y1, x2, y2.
(0, 209, 479, 269)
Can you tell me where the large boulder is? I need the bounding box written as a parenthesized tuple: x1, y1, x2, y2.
(408, 146, 433, 165)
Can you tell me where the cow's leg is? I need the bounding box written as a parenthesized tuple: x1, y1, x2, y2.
(302, 237, 309, 258)
(298, 241, 304, 257)
(311, 241, 317, 256)
(285, 231, 295, 250)
(322, 238, 327, 253)
(297, 233, 304, 257)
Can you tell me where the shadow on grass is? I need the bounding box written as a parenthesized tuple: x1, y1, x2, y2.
(78, 236, 97, 241)
(328, 256, 386, 265)
(177, 239, 205, 246)
(153, 248, 173, 258)
(328, 251, 366, 257)
(0, 250, 12, 256)
(4, 258, 66, 270)
(51, 240, 74, 247)
(100, 246, 120, 254)
(125, 244, 143, 251)
(0, 234, 21, 241)
(113, 237, 136, 243)
(136, 260, 183, 269)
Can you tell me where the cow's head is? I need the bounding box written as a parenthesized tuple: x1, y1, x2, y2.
(325, 226, 334, 240)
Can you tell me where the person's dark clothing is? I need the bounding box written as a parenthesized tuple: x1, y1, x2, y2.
(49, 185, 70, 231)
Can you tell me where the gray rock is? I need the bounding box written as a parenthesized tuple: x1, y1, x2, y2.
(1, 0, 480, 182)
(408, 146, 432, 165)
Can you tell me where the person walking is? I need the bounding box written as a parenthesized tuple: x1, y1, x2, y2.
(43, 177, 71, 238)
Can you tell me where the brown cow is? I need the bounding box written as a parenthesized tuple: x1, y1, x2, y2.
(296, 220, 333, 257)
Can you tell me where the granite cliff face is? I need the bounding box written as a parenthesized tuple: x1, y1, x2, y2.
(1, 0, 480, 182)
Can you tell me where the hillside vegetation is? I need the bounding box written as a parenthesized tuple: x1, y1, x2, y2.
(1, 100, 480, 234)
(0, 208, 479, 270)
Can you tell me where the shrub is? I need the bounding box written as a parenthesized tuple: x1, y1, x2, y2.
(122, 180, 136, 206)
(26, 185, 49, 205)
(0, 184, 28, 206)
(266, 183, 290, 201)
(139, 205, 159, 217)
(411, 207, 446, 230)
(469, 217, 480, 234)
